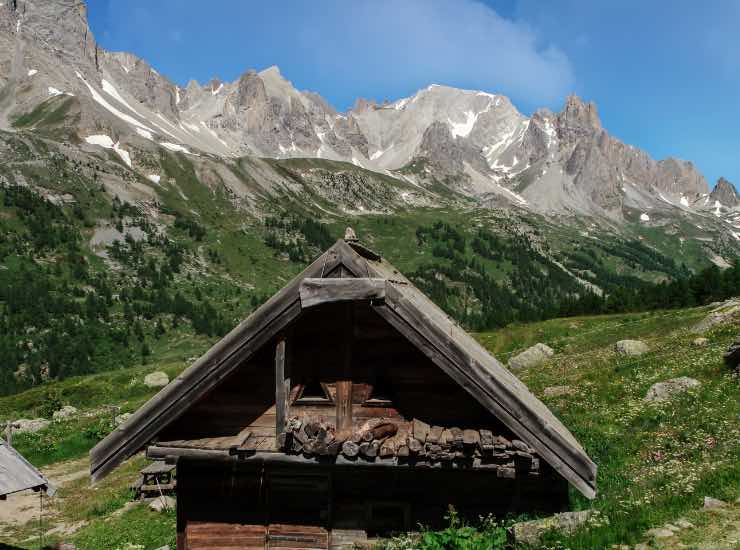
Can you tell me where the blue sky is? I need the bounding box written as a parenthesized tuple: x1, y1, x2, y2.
(86, 0, 739, 188)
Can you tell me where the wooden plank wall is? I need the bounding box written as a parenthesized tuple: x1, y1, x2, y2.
(177, 460, 569, 548)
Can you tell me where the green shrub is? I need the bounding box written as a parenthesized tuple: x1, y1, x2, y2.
(38, 387, 63, 419)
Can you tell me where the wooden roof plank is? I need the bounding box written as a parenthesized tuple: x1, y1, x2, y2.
(299, 278, 386, 309)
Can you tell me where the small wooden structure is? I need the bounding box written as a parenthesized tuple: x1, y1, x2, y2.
(90, 234, 597, 549)
(0, 438, 55, 500)
(130, 461, 177, 500)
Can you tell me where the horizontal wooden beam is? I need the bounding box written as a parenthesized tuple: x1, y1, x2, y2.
(299, 278, 387, 309)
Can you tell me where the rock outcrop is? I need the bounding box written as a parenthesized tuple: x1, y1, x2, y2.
(508, 343, 554, 370)
(615, 340, 649, 356)
(144, 371, 169, 388)
(644, 377, 700, 402)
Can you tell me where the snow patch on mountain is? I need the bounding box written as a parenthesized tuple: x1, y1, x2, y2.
(84, 135, 132, 168)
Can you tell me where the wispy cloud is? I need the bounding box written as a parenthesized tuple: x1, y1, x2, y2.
(91, 0, 574, 110)
(297, 0, 574, 107)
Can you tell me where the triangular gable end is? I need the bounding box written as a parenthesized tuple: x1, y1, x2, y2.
(90, 239, 597, 499)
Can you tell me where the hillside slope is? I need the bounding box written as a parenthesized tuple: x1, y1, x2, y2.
(0, 304, 738, 548)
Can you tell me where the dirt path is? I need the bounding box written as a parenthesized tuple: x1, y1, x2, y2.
(0, 456, 89, 534)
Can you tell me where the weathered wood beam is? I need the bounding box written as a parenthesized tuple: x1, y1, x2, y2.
(299, 278, 386, 309)
(336, 304, 354, 432)
(275, 335, 290, 439)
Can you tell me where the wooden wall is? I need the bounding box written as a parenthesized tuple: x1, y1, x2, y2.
(177, 459, 569, 549)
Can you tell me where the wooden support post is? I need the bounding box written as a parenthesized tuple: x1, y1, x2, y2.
(275, 335, 290, 439)
(336, 304, 354, 432)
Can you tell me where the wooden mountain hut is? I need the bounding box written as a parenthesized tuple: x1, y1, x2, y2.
(90, 232, 597, 549)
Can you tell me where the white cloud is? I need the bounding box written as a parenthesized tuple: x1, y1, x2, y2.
(297, 0, 575, 106)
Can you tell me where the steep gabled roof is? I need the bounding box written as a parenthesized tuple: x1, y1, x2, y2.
(1, 438, 55, 497)
(90, 239, 597, 498)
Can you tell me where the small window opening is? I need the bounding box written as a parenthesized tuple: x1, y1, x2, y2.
(295, 379, 333, 404)
(364, 376, 393, 406)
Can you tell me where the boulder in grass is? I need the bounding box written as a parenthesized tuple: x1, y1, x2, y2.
(703, 496, 727, 509)
(144, 371, 169, 388)
(511, 510, 595, 545)
(543, 385, 574, 398)
(508, 343, 554, 370)
(12, 418, 51, 433)
(615, 339, 649, 356)
(692, 337, 709, 347)
(723, 338, 740, 369)
(53, 406, 78, 420)
(644, 377, 700, 403)
(149, 495, 176, 512)
(691, 300, 740, 334)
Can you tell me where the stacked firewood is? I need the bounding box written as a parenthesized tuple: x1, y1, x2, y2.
(278, 417, 540, 477)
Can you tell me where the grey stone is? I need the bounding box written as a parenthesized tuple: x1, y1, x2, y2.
(543, 385, 574, 397)
(646, 527, 675, 538)
(144, 371, 169, 388)
(511, 510, 594, 545)
(508, 343, 554, 370)
(703, 496, 727, 509)
(12, 418, 50, 433)
(692, 301, 740, 334)
(115, 412, 133, 426)
(645, 377, 700, 402)
(52, 405, 78, 420)
(692, 337, 709, 347)
(149, 495, 176, 512)
(675, 519, 694, 529)
(615, 339, 649, 356)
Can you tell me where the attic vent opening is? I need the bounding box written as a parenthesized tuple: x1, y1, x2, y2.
(364, 376, 393, 407)
(295, 379, 333, 405)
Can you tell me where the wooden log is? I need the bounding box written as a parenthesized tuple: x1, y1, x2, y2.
(305, 421, 321, 438)
(314, 440, 329, 456)
(293, 428, 308, 445)
(350, 432, 364, 444)
(495, 436, 512, 448)
(412, 419, 430, 444)
(497, 466, 516, 479)
(463, 429, 480, 447)
(379, 438, 396, 457)
(276, 432, 289, 450)
(361, 430, 374, 442)
(396, 445, 410, 457)
(407, 437, 423, 454)
(291, 438, 303, 454)
(440, 429, 453, 447)
(370, 422, 398, 440)
(287, 417, 302, 432)
(479, 429, 494, 451)
(360, 441, 379, 458)
(342, 440, 360, 458)
(317, 426, 329, 443)
(449, 427, 464, 449)
(427, 426, 444, 445)
(327, 440, 342, 456)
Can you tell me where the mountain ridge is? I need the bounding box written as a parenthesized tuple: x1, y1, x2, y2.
(1, 0, 729, 223)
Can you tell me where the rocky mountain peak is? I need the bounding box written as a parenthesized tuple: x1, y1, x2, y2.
(557, 95, 602, 138)
(654, 158, 709, 196)
(710, 177, 738, 207)
(17, 0, 99, 70)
